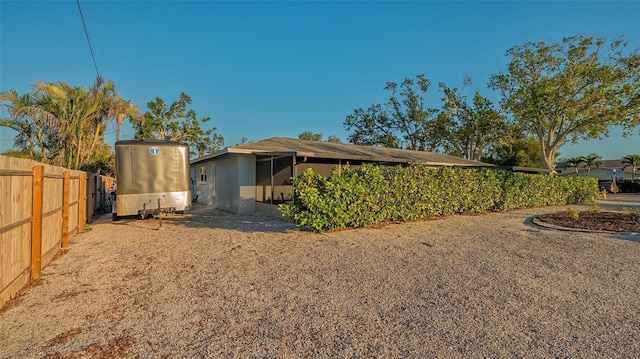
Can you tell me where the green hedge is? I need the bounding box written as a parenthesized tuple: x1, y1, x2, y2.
(279, 164, 600, 232)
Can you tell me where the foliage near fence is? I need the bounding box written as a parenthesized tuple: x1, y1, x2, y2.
(0, 155, 113, 309)
(279, 164, 600, 232)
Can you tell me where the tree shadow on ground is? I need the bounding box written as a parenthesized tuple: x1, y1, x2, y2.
(174, 209, 295, 233)
(101, 204, 296, 234)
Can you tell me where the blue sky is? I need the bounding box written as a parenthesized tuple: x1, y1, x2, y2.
(1, 0, 639, 160)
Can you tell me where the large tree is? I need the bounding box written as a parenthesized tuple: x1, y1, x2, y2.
(438, 79, 509, 161)
(484, 136, 543, 168)
(344, 74, 441, 151)
(490, 35, 640, 174)
(131, 93, 223, 157)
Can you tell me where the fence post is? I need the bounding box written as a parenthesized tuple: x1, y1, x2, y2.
(62, 170, 71, 248)
(78, 172, 86, 233)
(31, 165, 44, 279)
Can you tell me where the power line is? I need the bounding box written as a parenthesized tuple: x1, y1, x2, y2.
(76, 0, 100, 78)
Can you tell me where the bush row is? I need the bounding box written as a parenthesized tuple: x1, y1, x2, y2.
(278, 164, 600, 232)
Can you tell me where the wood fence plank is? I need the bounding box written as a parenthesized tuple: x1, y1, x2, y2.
(2, 155, 114, 309)
(62, 171, 70, 248)
(31, 165, 43, 279)
(78, 172, 86, 233)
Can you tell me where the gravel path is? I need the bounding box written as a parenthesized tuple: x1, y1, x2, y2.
(1, 201, 639, 358)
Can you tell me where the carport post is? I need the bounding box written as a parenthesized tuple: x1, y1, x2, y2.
(270, 155, 274, 205)
(291, 155, 296, 201)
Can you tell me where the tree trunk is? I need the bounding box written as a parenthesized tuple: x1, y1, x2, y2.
(116, 113, 125, 142)
(537, 136, 557, 175)
(541, 154, 557, 175)
(84, 123, 103, 167)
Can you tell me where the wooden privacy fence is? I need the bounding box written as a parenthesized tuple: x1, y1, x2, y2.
(0, 155, 113, 308)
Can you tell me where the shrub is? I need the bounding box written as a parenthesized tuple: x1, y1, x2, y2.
(279, 164, 600, 232)
(566, 207, 580, 220)
(622, 207, 640, 222)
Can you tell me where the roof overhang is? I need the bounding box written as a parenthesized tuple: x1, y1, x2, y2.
(190, 138, 495, 168)
(191, 149, 491, 168)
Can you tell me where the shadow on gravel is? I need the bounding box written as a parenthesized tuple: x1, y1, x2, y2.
(177, 211, 295, 233)
(104, 204, 295, 234)
(615, 234, 640, 244)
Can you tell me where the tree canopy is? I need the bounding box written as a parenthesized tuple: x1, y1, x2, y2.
(437, 78, 510, 161)
(130, 93, 223, 158)
(344, 75, 441, 151)
(490, 35, 640, 173)
(298, 131, 341, 143)
(344, 74, 511, 162)
(298, 131, 322, 141)
(0, 77, 137, 171)
(484, 137, 543, 168)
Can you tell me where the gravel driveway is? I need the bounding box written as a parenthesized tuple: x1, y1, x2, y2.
(1, 199, 639, 358)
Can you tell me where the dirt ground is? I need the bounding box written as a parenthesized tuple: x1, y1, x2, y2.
(1, 195, 639, 358)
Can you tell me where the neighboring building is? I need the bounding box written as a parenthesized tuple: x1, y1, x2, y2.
(189, 137, 493, 215)
(556, 159, 637, 181)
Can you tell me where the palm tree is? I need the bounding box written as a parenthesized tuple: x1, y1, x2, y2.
(85, 77, 139, 163)
(581, 153, 603, 177)
(622, 154, 640, 180)
(92, 77, 139, 137)
(564, 157, 584, 175)
(1, 78, 136, 171)
(31, 81, 100, 168)
(0, 89, 51, 162)
(113, 98, 138, 142)
(0, 104, 37, 159)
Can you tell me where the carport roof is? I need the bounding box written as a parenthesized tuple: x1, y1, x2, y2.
(192, 137, 492, 167)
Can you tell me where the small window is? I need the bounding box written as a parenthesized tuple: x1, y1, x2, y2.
(200, 166, 207, 182)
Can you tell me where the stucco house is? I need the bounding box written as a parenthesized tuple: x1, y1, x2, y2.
(189, 137, 493, 215)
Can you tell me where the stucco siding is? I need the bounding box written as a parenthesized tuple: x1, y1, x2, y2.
(194, 162, 216, 206)
(237, 155, 256, 214)
(191, 154, 257, 214)
(215, 154, 240, 213)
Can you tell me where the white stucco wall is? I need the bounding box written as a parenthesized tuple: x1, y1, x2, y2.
(191, 153, 256, 214)
(237, 155, 256, 214)
(215, 154, 239, 213)
(193, 161, 216, 206)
